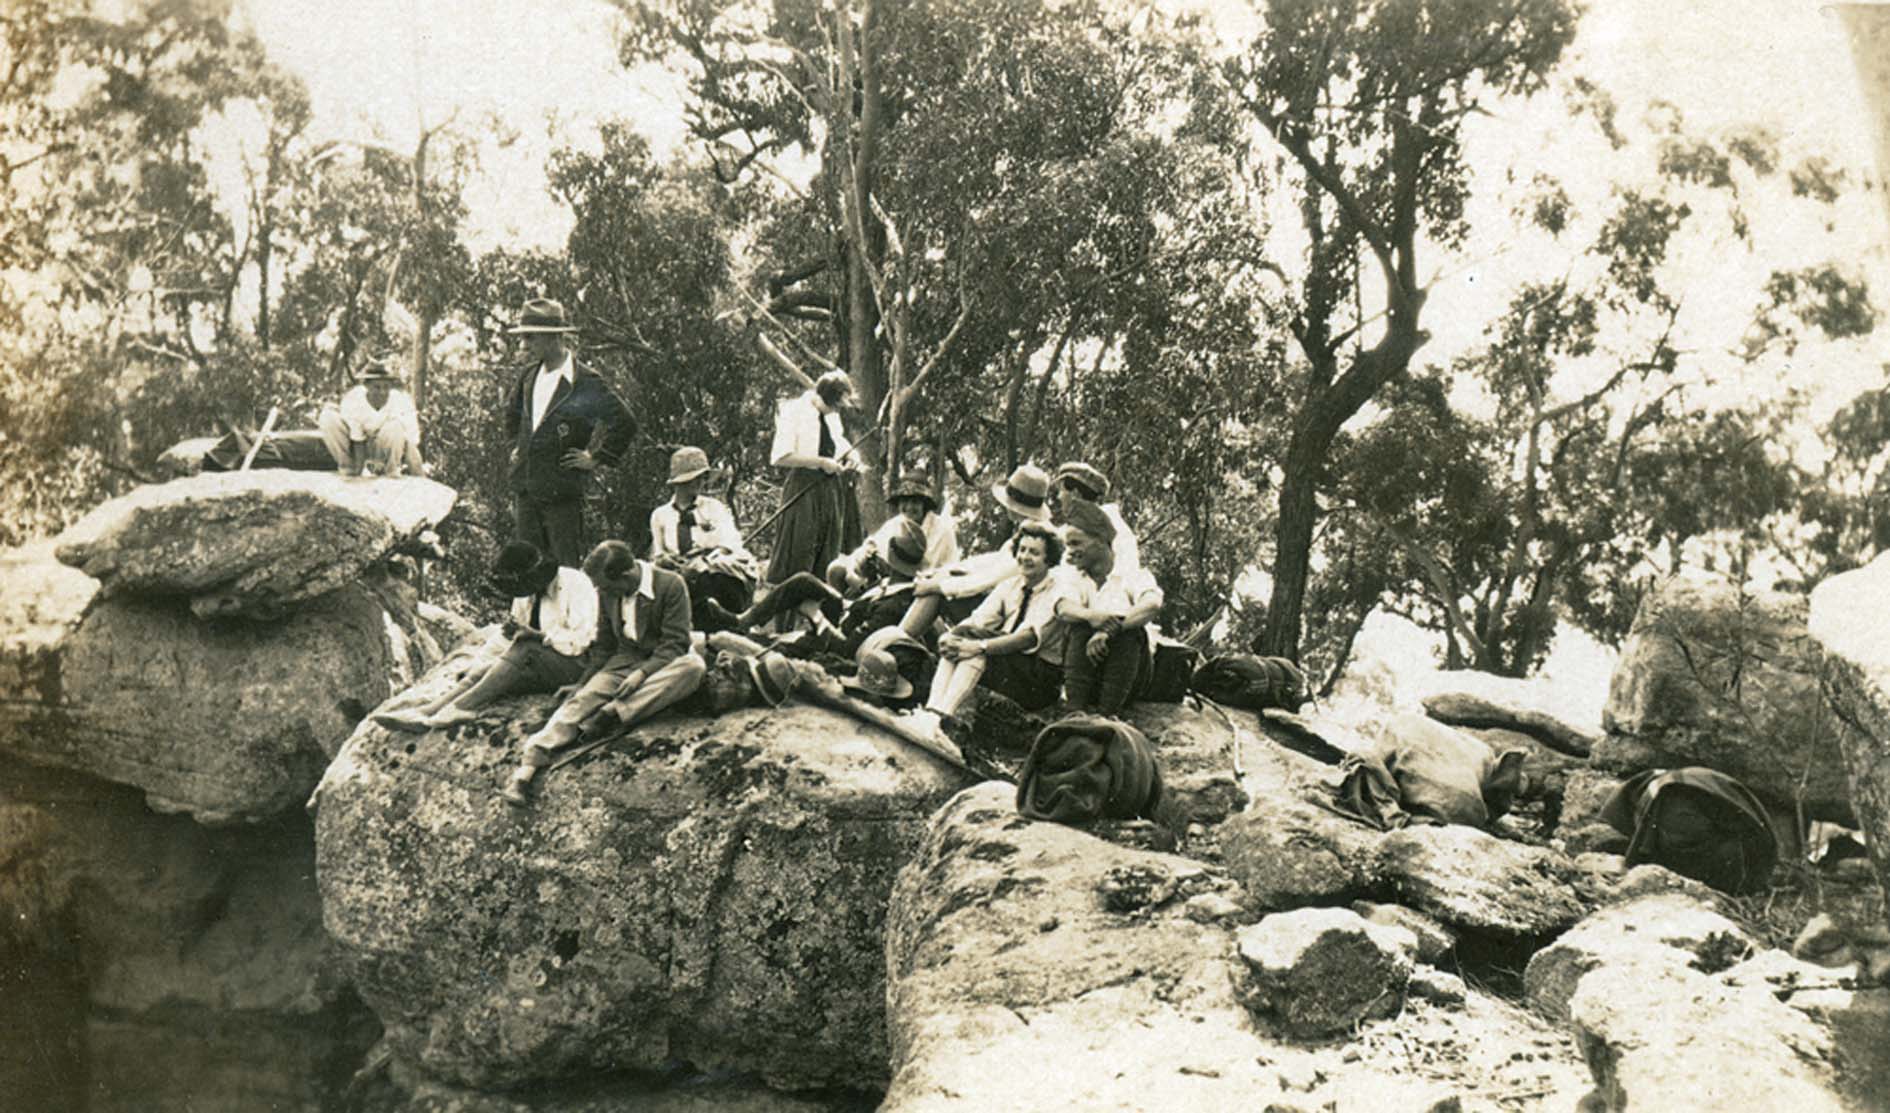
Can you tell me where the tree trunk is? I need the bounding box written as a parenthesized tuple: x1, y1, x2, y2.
(1258, 429, 1322, 659)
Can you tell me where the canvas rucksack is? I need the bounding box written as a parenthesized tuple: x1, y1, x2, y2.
(1190, 653, 1309, 712)
(1600, 767, 1779, 895)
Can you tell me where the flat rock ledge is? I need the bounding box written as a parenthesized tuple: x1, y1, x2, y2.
(55, 470, 455, 618)
(315, 641, 971, 1094)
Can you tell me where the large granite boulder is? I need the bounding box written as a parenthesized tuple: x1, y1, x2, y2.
(54, 470, 455, 618)
(881, 783, 1592, 1112)
(315, 642, 971, 1093)
(1809, 552, 1890, 922)
(0, 544, 435, 823)
(0, 754, 378, 1112)
(1599, 573, 1849, 822)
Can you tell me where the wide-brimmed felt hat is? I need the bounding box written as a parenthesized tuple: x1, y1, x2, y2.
(990, 463, 1052, 522)
(354, 352, 402, 384)
(489, 540, 559, 598)
(888, 476, 939, 515)
(667, 446, 712, 484)
(844, 645, 913, 701)
(881, 517, 928, 578)
(507, 297, 578, 334)
(1061, 497, 1117, 545)
(1054, 462, 1110, 500)
(741, 651, 798, 708)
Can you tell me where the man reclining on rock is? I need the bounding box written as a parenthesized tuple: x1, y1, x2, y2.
(375, 541, 597, 731)
(1330, 713, 1527, 830)
(700, 517, 928, 657)
(502, 540, 706, 807)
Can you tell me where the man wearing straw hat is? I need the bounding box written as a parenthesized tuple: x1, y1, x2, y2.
(897, 462, 1054, 640)
(649, 445, 758, 622)
(317, 355, 425, 478)
(502, 297, 634, 567)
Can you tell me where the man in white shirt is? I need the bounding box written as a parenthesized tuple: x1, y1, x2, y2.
(1055, 498, 1163, 716)
(925, 520, 1070, 717)
(898, 462, 1053, 640)
(317, 359, 424, 477)
(375, 541, 598, 730)
(829, 475, 959, 591)
(649, 445, 758, 622)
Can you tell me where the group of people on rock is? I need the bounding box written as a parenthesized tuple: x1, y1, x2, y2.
(364, 296, 1169, 806)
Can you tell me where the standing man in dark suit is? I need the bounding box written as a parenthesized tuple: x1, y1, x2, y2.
(503, 297, 635, 566)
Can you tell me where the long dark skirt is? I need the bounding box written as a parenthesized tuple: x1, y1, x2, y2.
(765, 467, 847, 585)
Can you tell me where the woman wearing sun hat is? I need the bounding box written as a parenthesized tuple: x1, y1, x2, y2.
(649, 445, 758, 622)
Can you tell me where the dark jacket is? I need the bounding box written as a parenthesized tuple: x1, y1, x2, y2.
(594, 562, 693, 675)
(504, 360, 635, 503)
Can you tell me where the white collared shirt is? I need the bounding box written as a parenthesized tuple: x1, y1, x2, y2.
(649, 495, 749, 560)
(530, 353, 574, 432)
(509, 566, 599, 658)
(964, 566, 1072, 663)
(338, 385, 420, 443)
(617, 559, 657, 636)
(1062, 559, 1162, 617)
(770, 390, 852, 465)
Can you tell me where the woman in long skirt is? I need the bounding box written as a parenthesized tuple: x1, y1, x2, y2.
(764, 370, 858, 585)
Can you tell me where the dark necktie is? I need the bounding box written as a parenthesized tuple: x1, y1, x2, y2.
(817, 412, 835, 459)
(530, 594, 543, 630)
(678, 504, 695, 555)
(1009, 581, 1035, 633)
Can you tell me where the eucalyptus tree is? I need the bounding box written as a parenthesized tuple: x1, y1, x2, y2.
(1217, 0, 1581, 658)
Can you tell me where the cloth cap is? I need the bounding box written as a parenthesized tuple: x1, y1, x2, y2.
(1054, 462, 1110, 500)
(507, 297, 577, 334)
(990, 463, 1052, 522)
(668, 446, 712, 484)
(1061, 497, 1117, 545)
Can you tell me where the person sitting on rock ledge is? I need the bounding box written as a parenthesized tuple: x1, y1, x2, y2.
(925, 520, 1071, 720)
(317, 356, 426, 478)
(1055, 498, 1162, 717)
(827, 475, 959, 591)
(699, 516, 928, 654)
(897, 462, 1055, 642)
(503, 540, 705, 807)
(648, 446, 759, 623)
(376, 541, 597, 732)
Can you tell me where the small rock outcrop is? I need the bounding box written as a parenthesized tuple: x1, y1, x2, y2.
(1235, 907, 1413, 1037)
(1523, 893, 1756, 1021)
(315, 637, 970, 1094)
(54, 470, 455, 618)
(1599, 573, 1849, 822)
(1422, 688, 1597, 758)
(0, 543, 438, 823)
(1809, 552, 1890, 920)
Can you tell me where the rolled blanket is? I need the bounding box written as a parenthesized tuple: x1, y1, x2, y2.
(1599, 767, 1779, 895)
(1016, 714, 1163, 824)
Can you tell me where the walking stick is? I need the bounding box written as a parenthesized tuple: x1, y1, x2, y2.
(745, 424, 884, 541)
(238, 406, 280, 472)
